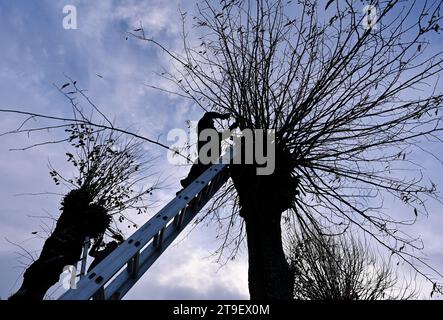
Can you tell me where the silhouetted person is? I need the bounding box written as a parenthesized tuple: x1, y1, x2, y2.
(85, 235, 124, 300)
(180, 112, 237, 189)
(88, 235, 124, 272)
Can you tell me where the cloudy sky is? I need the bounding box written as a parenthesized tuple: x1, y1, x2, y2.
(0, 0, 249, 300)
(0, 0, 442, 300)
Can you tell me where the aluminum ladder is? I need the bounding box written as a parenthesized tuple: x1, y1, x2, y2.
(59, 152, 232, 300)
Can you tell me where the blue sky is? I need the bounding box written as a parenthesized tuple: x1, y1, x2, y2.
(0, 0, 443, 300)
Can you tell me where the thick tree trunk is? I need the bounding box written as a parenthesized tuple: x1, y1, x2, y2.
(243, 207, 294, 299)
(229, 143, 297, 299)
(9, 189, 110, 300)
(229, 141, 298, 299)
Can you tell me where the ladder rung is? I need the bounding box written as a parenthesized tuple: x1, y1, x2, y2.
(79, 237, 90, 279)
(174, 207, 186, 229)
(195, 190, 203, 205)
(127, 252, 140, 279)
(153, 227, 165, 251)
(206, 180, 216, 196)
(195, 186, 209, 207)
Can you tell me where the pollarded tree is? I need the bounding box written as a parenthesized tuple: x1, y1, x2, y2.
(9, 123, 159, 300)
(130, 0, 443, 299)
(285, 223, 417, 300)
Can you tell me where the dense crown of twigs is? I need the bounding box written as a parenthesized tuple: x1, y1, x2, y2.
(49, 123, 160, 237)
(1, 76, 163, 236)
(286, 224, 417, 300)
(129, 0, 443, 289)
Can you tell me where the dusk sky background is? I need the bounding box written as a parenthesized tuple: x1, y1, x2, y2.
(0, 0, 442, 300)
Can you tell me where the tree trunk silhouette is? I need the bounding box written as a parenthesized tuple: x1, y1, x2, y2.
(230, 144, 297, 299)
(243, 207, 293, 299)
(9, 189, 110, 300)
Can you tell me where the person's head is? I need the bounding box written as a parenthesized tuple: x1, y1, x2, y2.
(201, 114, 215, 128)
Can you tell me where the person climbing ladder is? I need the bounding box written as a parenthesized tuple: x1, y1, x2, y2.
(180, 112, 238, 189)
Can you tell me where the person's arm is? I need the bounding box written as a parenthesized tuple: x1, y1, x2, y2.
(229, 121, 239, 130)
(89, 238, 103, 257)
(89, 243, 100, 258)
(204, 112, 230, 120)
